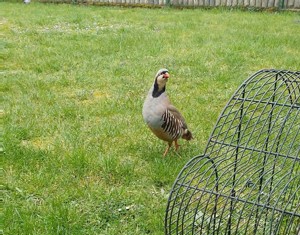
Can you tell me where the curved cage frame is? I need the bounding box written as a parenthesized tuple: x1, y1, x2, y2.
(165, 69, 300, 235)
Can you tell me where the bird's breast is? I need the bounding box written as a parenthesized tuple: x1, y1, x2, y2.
(142, 96, 166, 129)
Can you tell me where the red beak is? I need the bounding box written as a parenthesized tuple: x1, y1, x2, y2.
(163, 73, 170, 79)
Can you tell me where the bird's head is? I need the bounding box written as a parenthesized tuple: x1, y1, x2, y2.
(154, 69, 170, 90)
(152, 68, 169, 98)
(155, 68, 169, 87)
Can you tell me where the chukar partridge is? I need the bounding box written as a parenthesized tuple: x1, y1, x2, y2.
(142, 68, 193, 157)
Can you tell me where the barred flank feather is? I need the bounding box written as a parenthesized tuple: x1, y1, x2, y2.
(161, 110, 191, 141)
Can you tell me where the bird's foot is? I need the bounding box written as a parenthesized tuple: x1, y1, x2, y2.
(174, 140, 180, 151)
(163, 146, 170, 157)
(163, 142, 172, 157)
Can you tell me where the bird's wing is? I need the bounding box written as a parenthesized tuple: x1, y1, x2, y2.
(167, 105, 188, 129)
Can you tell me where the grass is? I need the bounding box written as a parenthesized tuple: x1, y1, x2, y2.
(1, 2, 299, 234)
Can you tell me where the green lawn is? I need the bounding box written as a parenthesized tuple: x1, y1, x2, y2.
(1, 2, 299, 234)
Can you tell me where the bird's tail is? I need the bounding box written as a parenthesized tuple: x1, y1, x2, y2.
(182, 129, 193, 141)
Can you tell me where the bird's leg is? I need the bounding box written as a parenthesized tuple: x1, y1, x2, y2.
(174, 140, 180, 151)
(163, 142, 172, 157)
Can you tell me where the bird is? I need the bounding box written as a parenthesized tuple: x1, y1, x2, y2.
(142, 68, 193, 157)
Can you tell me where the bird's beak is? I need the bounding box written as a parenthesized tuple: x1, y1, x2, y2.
(163, 73, 170, 79)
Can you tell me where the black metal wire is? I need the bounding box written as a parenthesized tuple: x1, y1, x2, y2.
(165, 69, 300, 235)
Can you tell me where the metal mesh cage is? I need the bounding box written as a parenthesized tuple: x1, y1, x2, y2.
(165, 69, 300, 235)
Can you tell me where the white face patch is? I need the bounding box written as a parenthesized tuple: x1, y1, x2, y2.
(156, 74, 168, 90)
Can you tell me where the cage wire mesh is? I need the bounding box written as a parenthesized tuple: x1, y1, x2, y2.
(165, 69, 300, 235)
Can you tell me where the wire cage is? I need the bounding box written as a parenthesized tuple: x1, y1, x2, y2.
(165, 69, 300, 235)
